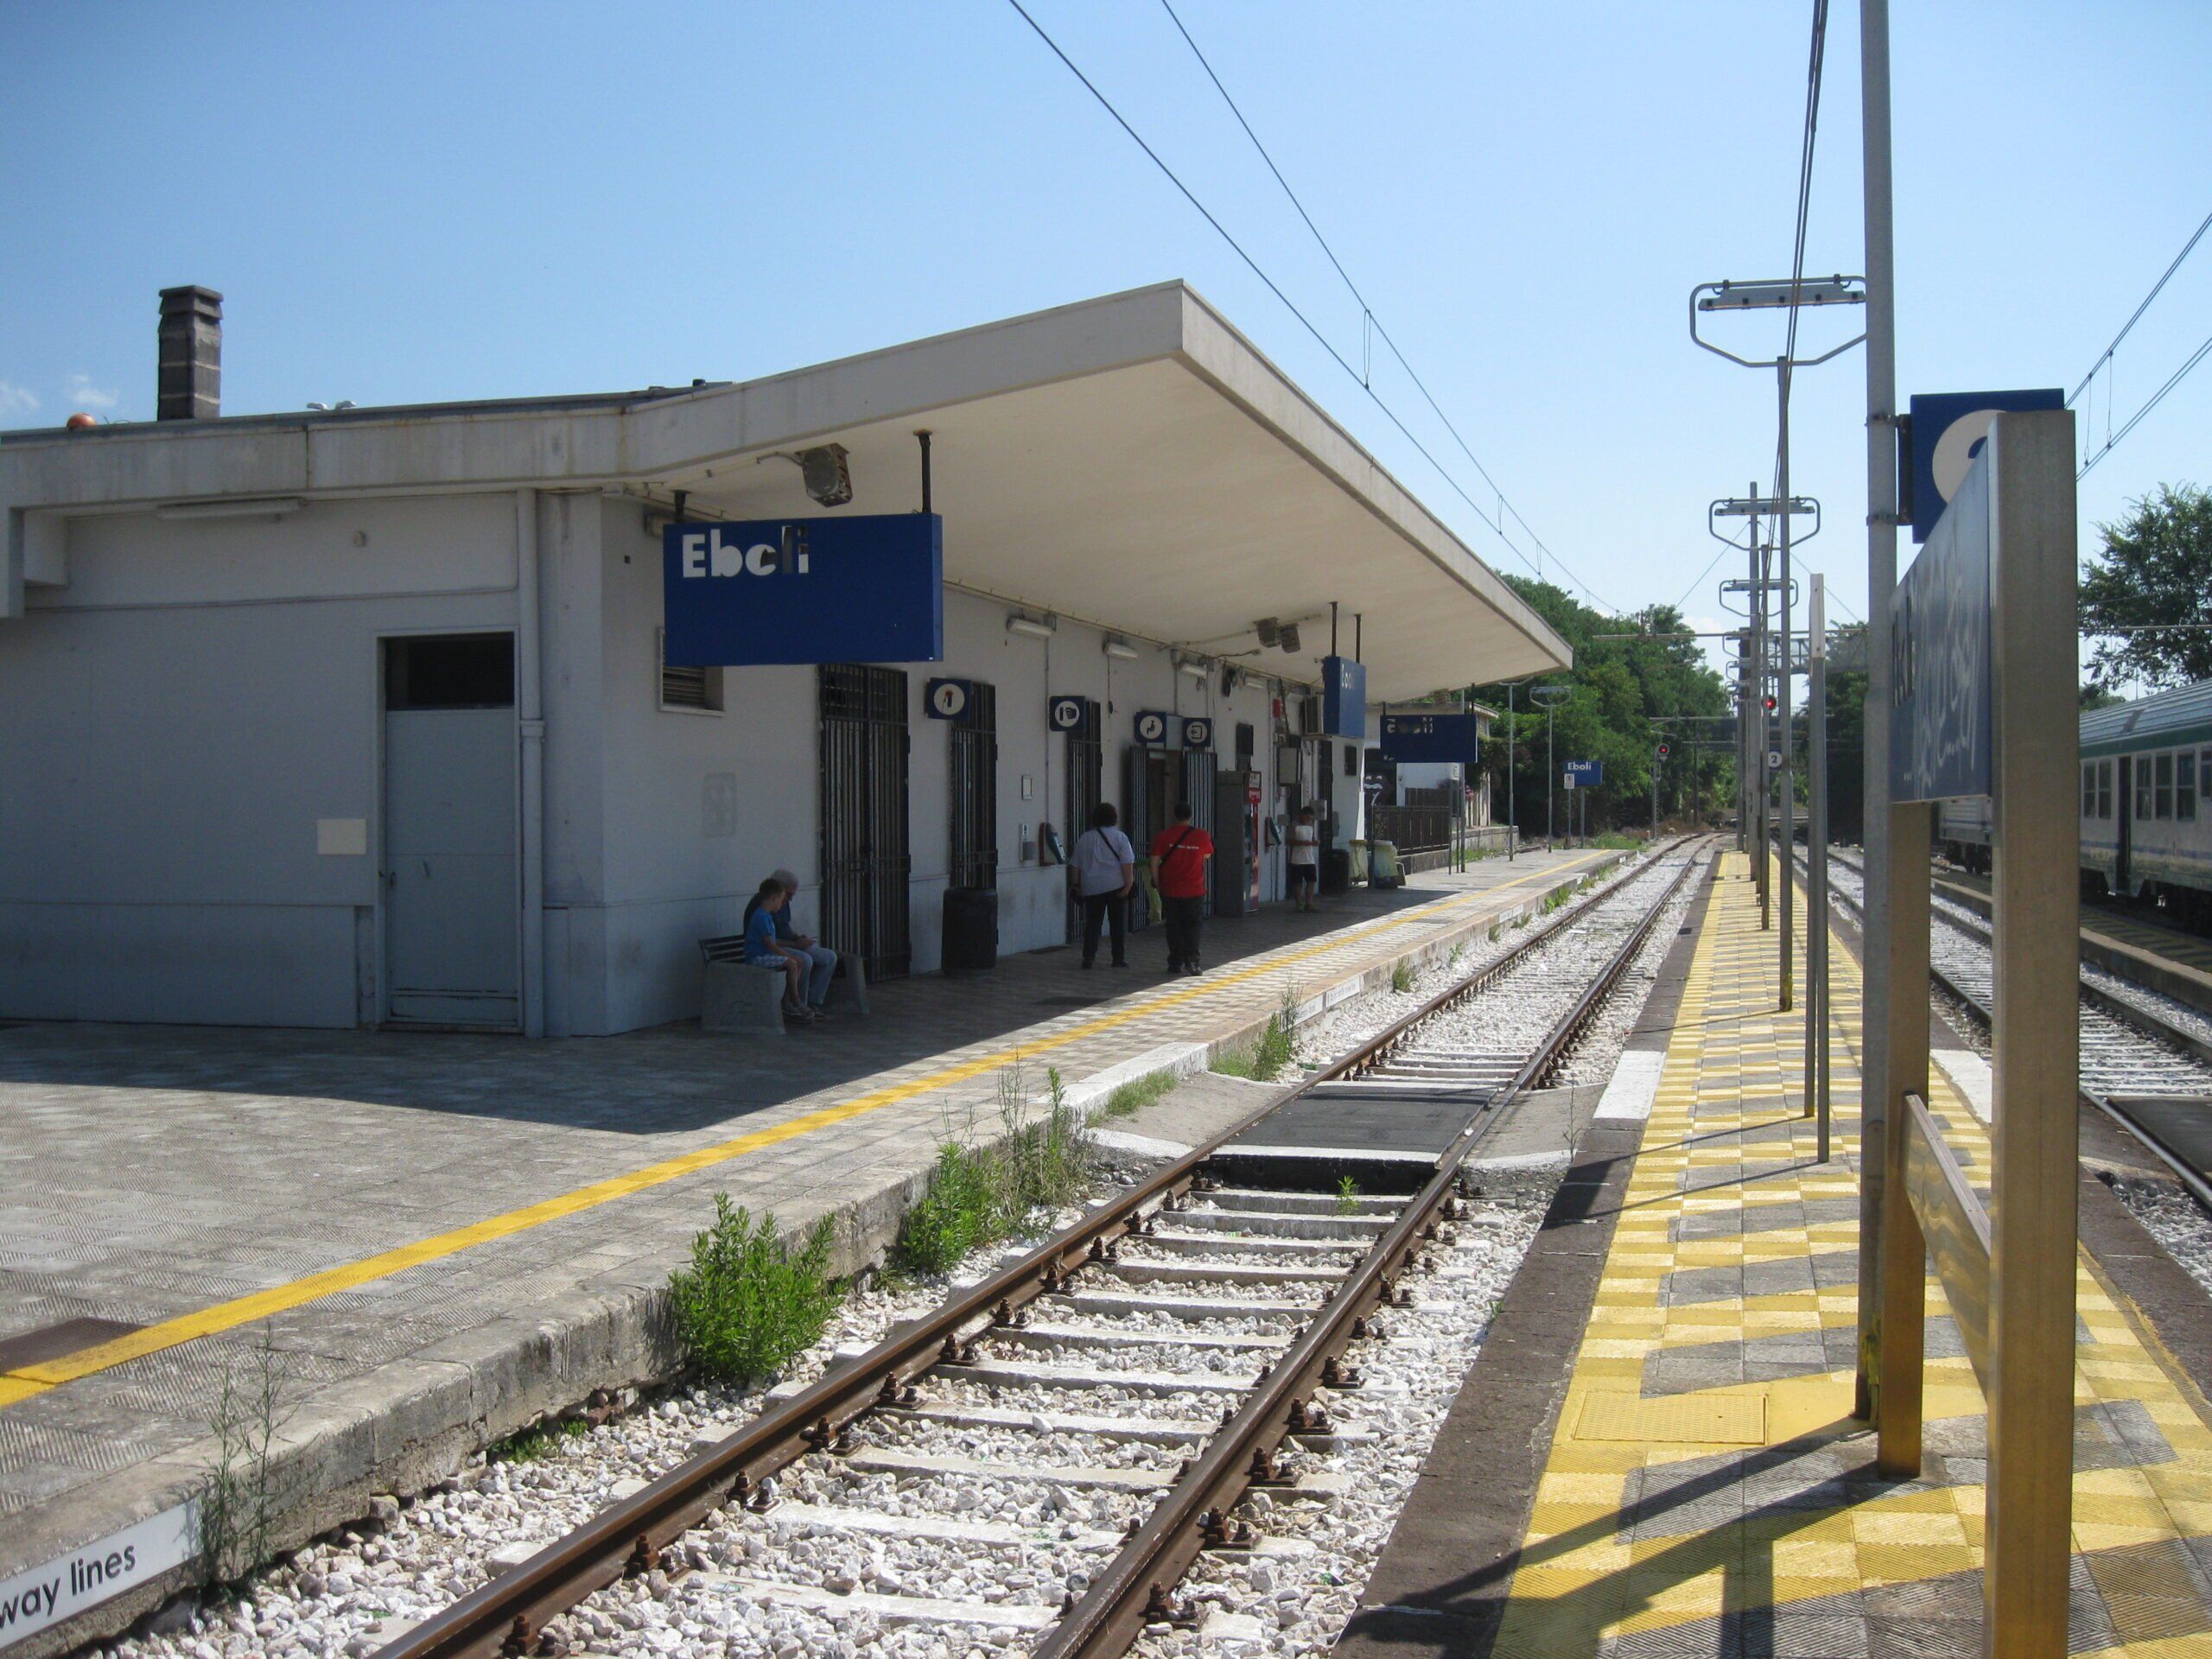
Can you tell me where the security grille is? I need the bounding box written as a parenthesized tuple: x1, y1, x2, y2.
(1065, 698, 1103, 842)
(949, 681, 999, 890)
(1179, 746, 1217, 834)
(819, 664, 912, 982)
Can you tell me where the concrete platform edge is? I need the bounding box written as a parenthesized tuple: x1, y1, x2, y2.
(7, 853, 1635, 1659)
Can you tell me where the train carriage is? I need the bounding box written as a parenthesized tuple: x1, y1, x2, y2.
(1936, 677, 2212, 926)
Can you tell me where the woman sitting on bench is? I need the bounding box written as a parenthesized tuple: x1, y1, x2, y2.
(742, 878, 818, 1025)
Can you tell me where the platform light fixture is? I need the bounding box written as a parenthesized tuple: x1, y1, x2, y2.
(765, 442, 855, 506)
(1102, 635, 1141, 662)
(1696, 276, 1864, 312)
(1005, 612, 1058, 640)
(155, 496, 304, 521)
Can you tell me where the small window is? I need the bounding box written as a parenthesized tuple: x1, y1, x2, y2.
(2202, 748, 2211, 801)
(2180, 751, 2198, 822)
(1343, 742, 1358, 777)
(2100, 760, 2113, 821)
(2139, 764, 2154, 821)
(385, 632, 514, 709)
(2082, 762, 2097, 820)
(2156, 752, 2174, 819)
(657, 630, 723, 714)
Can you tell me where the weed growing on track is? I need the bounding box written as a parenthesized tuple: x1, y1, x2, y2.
(1093, 1066, 1179, 1123)
(1211, 985, 1301, 1082)
(669, 1198, 841, 1385)
(490, 1418, 590, 1464)
(1335, 1174, 1361, 1216)
(194, 1323, 291, 1591)
(1391, 959, 1416, 994)
(893, 1065, 1097, 1274)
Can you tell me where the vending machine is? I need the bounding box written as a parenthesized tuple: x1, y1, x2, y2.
(1211, 768, 1265, 915)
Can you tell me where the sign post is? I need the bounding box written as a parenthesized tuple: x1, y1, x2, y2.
(1877, 410, 2077, 1656)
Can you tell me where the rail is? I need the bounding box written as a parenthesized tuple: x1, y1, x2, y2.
(379, 836, 1702, 1659)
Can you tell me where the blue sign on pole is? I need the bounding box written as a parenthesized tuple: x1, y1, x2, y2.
(1320, 657, 1367, 740)
(1379, 713, 1484, 763)
(1563, 760, 1602, 789)
(1907, 390, 2063, 543)
(663, 514, 944, 665)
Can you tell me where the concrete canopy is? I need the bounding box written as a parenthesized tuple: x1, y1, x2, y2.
(2, 282, 1569, 697)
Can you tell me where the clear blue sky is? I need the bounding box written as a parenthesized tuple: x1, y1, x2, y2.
(3, 2, 2206, 670)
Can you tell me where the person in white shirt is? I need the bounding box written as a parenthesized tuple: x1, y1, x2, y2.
(1071, 802, 1137, 968)
(1287, 804, 1320, 912)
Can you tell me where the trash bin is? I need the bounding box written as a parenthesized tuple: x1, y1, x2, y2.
(1370, 840, 1404, 889)
(942, 887, 998, 973)
(1321, 846, 1351, 895)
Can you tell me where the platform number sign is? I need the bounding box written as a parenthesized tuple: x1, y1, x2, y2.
(1181, 716, 1213, 749)
(926, 678, 972, 720)
(1048, 696, 1085, 733)
(1134, 710, 1170, 746)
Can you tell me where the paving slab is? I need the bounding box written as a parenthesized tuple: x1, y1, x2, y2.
(1338, 849, 2212, 1659)
(0, 844, 1624, 1655)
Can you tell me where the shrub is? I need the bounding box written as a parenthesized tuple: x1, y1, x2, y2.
(1391, 960, 1416, 994)
(668, 1198, 841, 1385)
(893, 1067, 1098, 1274)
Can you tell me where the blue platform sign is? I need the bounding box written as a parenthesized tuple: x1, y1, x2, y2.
(1379, 712, 1483, 763)
(1563, 760, 1602, 789)
(1181, 716, 1213, 749)
(925, 678, 974, 720)
(1134, 710, 1172, 746)
(1049, 695, 1087, 733)
(663, 514, 944, 666)
(1907, 389, 2062, 543)
(1320, 656, 1367, 740)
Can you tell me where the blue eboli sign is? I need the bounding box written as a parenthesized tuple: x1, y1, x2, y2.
(662, 514, 944, 666)
(1563, 760, 1602, 788)
(1379, 712, 1483, 763)
(1891, 435, 1993, 802)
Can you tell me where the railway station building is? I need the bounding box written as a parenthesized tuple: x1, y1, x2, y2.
(0, 282, 1567, 1036)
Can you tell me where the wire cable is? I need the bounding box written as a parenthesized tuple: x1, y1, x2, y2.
(1005, 0, 1612, 609)
(2079, 327, 2212, 478)
(1772, 0, 1830, 496)
(1154, 0, 1610, 609)
(2068, 206, 2212, 408)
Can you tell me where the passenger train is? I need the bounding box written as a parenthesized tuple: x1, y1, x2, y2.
(1936, 677, 2212, 929)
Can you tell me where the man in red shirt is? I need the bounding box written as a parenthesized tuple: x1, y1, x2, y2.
(1150, 802, 1216, 976)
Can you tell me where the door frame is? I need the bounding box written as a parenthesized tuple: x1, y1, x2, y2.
(376, 627, 522, 1031)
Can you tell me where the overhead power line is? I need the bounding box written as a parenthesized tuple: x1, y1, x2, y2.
(1772, 0, 1830, 499)
(2069, 206, 2212, 407)
(1002, 0, 1614, 612)
(2079, 327, 2212, 479)
(1154, 0, 1600, 609)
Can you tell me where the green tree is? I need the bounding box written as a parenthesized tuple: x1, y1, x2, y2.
(1473, 582, 1733, 835)
(2082, 484, 2212, 691)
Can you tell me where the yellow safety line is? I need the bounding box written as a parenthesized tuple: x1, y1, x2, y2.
(0, 851, 1616, 1408)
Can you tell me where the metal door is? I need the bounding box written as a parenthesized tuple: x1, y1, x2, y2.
(382, 634, 518, 1027)
(2117, 754, 2133, 895)
(820, 664, 912, 981)
(948, 682, 998, 889)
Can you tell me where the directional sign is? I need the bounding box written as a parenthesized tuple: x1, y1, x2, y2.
(1907, 389, 2063, 543)
(1379, 712, 1483, 763)
(1181, 716, 1213, 749)
(925, 678, 972, 720)
(1133, 710, 1171, 746)
(1563, 759, 1602, 789)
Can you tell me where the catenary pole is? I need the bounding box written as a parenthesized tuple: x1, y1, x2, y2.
(1809, 575, 1831, 1159)
(1856, 0, 1897, 1425)
(1778, 375, 1796, 1010)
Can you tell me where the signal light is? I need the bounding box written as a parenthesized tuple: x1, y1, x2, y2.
(1656, 742, 1671, 760)
(1763, 695, 1777, 713)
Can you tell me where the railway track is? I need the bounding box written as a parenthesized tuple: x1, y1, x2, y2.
(1814, 850, 2212, 1210)
(375, 839, 1711, 1659)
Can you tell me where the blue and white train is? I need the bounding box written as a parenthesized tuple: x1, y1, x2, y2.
(1936, 677, 2212, 928)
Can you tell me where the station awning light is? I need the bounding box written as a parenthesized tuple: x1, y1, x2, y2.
(1698, 277, 1865, 311)
(1713, 496, 1818, 518)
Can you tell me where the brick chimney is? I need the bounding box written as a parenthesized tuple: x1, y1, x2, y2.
(157, 286, 222, 420)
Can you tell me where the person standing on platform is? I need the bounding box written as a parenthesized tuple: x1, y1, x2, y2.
(1150, 802, 1215, 976)
(1287, 804, 1321, 912)
(1071, 802, 1136, 969)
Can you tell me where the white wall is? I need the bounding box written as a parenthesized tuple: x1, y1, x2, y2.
(0, 495, 518, 1026)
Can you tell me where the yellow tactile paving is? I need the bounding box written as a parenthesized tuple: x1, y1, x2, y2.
(1490, 852, 2212, 1658)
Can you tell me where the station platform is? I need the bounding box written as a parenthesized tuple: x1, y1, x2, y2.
(1340, 850, 2212, 1659)
(0, 843, 1624, 1651)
